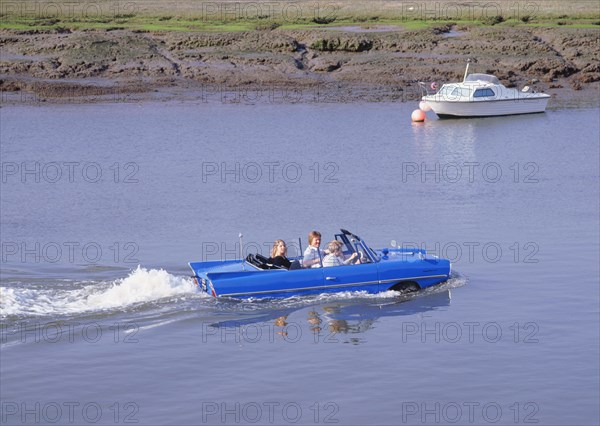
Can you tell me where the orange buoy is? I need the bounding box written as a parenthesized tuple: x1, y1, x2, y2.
(411, 109, 426, 122)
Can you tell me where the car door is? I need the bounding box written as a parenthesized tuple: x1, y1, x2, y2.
(320, 262, 381, 294)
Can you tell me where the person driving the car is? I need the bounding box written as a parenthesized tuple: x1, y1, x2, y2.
(322, 240, 358, 267)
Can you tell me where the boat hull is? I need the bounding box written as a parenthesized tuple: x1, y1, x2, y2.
(423, 97, 550, 118)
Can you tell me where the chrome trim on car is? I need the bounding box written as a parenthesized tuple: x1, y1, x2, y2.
(378, 275, 448, 285)
(221, 274, 448, 297)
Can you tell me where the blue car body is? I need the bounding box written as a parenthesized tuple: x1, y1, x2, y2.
(189, 229, 451, 298)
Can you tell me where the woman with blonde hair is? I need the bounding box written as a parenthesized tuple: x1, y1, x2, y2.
(268, 239, 291, 269)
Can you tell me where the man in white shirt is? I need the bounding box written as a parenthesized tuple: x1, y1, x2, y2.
(302, 231, 327, 268)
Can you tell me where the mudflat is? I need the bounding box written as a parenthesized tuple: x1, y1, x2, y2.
(1, 1, 598, 103)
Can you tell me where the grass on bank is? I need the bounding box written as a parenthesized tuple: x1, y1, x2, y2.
(1, 0, 599, 32)
(2, 17, 600, 33)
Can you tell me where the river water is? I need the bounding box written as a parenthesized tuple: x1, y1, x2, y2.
(1, 99, 599, 425)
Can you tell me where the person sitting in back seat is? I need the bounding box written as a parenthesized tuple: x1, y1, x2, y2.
(268, 240, 292, 269)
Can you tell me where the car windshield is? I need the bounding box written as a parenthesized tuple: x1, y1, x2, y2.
(335, 230, 380, 263)
(365, 244, 380, 262)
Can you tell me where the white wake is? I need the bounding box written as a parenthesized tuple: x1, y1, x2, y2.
(0, 267, 197, 318)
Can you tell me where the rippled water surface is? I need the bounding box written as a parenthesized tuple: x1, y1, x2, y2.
(1, 100, 599, 425)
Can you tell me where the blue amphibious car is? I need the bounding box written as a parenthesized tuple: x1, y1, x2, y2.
(189, 229, 451, 298)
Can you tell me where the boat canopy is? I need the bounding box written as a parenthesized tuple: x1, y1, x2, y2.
(465, 73, 500, 85)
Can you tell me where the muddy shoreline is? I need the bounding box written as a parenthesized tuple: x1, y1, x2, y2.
(1, 25, 599, 104)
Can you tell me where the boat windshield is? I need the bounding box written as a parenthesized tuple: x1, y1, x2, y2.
(438, 85, 454, 96)
(465, 74, 500, 85)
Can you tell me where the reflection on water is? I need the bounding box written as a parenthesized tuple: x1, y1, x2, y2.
(212, 289, 452, 345)
(411, 116, 479, 164)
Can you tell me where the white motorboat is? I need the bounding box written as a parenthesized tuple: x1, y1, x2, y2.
(421, 64, 550, 118)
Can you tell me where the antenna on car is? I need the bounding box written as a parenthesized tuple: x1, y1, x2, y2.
(239, 233, 245, 271)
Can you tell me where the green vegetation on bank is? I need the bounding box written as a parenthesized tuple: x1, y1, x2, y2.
(1, 0, 599, 32)
(1, 15, 599, 32)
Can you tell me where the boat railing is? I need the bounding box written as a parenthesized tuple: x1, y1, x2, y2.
(418, 81, 437, 97)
